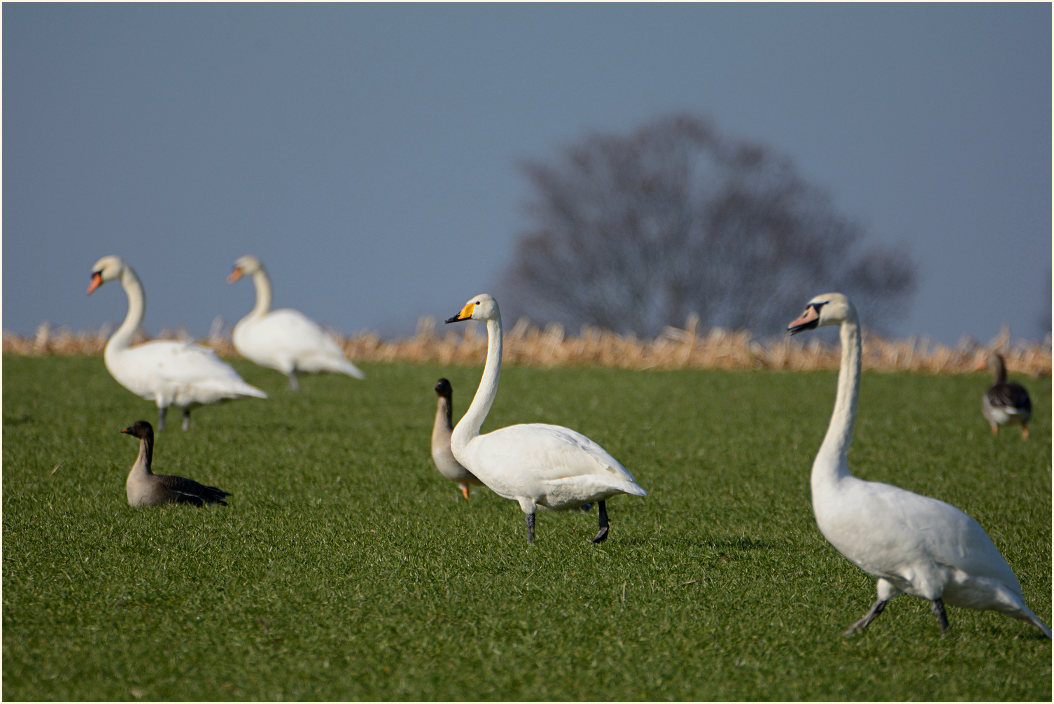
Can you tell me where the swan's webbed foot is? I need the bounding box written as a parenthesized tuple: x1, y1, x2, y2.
(525, 512, 536, 543)
(843, 599, 887, 636)
(591, 501, 610, 543)
(931, 598, 950, 636)
(181, 408, 191, 431)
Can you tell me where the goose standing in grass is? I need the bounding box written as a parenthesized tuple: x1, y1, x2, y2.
(982, 352, 1032, 439)
(444, 294, 646, 544)
(88, 255, 267, 431)
(227, 255, 364, 390)
(121, 420, 231, 506)
(788, 293, 1050, 638)
(431, 378, 483, 500)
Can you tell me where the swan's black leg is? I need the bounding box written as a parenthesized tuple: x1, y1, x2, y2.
(289, 370, 300, 391)
(158, 406, 167, 432)
(843, 599, 887, 635)
(181, 408, 191, 431)
(931, 598, 950, 636)
(525, 512, 536, 543)
(591, 500, 610, 543)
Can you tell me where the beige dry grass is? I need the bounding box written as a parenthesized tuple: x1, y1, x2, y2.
(5, 316, 1050, 376)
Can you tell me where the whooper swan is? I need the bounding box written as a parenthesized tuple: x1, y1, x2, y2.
(445, 293, 646, 544)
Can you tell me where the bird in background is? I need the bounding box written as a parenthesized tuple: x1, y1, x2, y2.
(788, 292, 1049, 638)
(88, 255, 267, 431)
(431, 378, 484, 500)
(228, 254, 365, 390)
(121, 420, 231, 507)
(982, 352, 1032, 439)
(444, 293, 646, 544)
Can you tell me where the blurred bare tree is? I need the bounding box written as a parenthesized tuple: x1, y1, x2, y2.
(499, 113, 916, 337)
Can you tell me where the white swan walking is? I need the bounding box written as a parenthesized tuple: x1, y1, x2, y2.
(431, 378, 483, 500)
(88, 255, 267, 431)
(228, 255, 364, 390)
(788, 292, 1049, 638)
(445, 294, 646, 544)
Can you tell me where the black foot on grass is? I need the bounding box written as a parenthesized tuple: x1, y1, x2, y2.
(843, 598, 887, 636)
(931, 598, 950, 636)
(591, 501, 610, 543)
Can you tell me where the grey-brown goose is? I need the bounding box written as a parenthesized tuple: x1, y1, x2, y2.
(121, 420, 231, 506)
(431, 378, 483, 499)
(983, 353, 1032, 439)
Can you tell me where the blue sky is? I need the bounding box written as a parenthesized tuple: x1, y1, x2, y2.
(3, 3, 1051, 344)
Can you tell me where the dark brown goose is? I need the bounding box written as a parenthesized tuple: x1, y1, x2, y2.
(431, 378, 483, 499)
(121, 420, 231, 506)
(982, 353, 1032, 439)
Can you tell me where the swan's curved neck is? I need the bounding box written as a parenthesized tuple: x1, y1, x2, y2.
(813, 316, 861, 484)
(249, 268, 273, 318)
(451, 317, 502, 455)
(107, 267, 146, 356)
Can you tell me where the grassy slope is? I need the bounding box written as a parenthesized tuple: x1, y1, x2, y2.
(2, 355, 1050, 701)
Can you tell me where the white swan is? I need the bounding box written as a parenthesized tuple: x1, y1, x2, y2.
(88, 255, 267, 431)
(228, 255, 364, 390)
(431, 378, 483, 500)
(788, 292, 1050, 638)
(444, 293, 646, 544)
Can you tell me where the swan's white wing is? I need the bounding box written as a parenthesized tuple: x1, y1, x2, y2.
(461, 423, 645, 507)
(112, 340, 266, 405)
(234, 309, 363, 377)
(822, 479, 1020, 595)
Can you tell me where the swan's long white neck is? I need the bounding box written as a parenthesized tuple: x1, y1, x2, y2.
(106, 266, 146, 358)
(812, 314, 861, 489)
(248, 267, 273, 318)
(451, 316, 502, 457)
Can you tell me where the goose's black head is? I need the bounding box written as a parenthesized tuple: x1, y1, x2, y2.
(434, 378, 453, 398)
(121, 420, 154, 440)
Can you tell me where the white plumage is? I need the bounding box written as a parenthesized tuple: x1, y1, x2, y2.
(444, 293, 646, 544)
(88, 255, 267, 431)
(228, 254, 364, 390)
(788, 292, 1049, 638)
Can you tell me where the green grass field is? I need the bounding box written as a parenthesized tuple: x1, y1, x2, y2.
(3, 355, 1050, 700)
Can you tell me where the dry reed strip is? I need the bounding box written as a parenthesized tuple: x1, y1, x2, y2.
(6, 316, 1050, 377)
